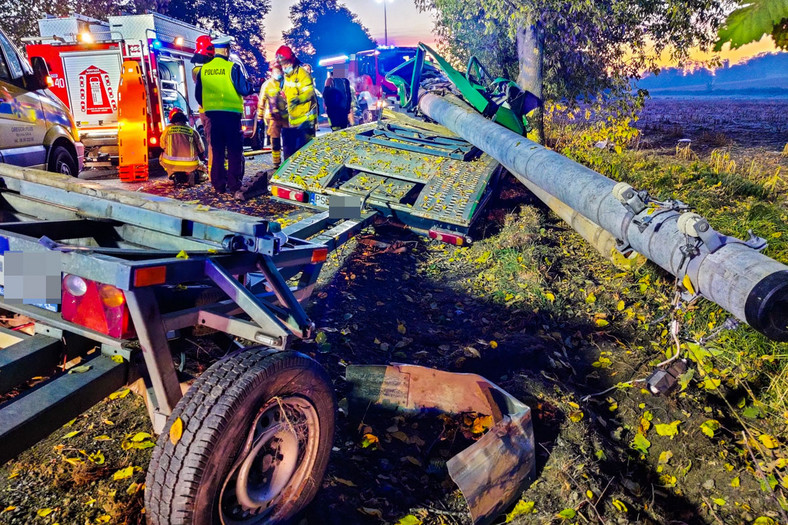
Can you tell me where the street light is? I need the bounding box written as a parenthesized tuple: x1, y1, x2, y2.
(375, 0, 394, 47)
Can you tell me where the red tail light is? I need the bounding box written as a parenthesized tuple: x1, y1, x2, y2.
(270, 185, 307, 203)
(61, 275, 135, 339)
(428, 228, 469, 246)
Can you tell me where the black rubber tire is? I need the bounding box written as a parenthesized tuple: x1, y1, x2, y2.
(145, 349, 336, 525)
(48, 144, 78, 176)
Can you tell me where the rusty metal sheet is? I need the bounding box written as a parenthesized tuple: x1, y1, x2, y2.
(346, 364, 535, 525)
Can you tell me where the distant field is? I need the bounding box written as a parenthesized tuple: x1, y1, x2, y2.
(636, 96, 788, 150)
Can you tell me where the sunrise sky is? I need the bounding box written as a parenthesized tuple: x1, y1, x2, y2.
(264, 0, 782, 68)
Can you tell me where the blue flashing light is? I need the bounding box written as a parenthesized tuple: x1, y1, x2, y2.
(152, 39, 163, 50)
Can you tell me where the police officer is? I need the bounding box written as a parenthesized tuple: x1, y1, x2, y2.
(190, 35, 214, 161)
(276, 45, 317, 160)
(195, 35, 252, 197)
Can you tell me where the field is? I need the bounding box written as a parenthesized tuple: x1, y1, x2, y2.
(0, 97, 787, 525)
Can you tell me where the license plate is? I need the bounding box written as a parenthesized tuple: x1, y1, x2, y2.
(309, 193, 329, 208)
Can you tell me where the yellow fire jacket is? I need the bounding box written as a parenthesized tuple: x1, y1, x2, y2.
(283, 65, 316, 127)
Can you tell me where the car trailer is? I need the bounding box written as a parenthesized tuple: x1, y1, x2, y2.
(0, 163, 375, 523)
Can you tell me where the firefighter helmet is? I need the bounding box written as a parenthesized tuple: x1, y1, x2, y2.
(168, 107, 187, 123)
(275, 45, 295, 63)
(194, 35, 214, 58)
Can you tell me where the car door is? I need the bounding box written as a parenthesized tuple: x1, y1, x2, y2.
(0, 31, 48, 169)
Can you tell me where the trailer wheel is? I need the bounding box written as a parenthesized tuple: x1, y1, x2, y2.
(48, 145, 78, 176)
(145, 349, 335, 525)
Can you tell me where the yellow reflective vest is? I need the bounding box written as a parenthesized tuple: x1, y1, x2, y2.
(199, 57, 243, 113)
(283, 65, 316, 127)
(160, 124, 204, 174)
(257, 77, 288, 123)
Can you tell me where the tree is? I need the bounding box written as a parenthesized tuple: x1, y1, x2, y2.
(716, 0, 788, 51)
(416, 0, 730, 143)
(283, 0, 376, 69)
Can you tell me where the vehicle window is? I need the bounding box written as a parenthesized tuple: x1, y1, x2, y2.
(0, 51, 10, 82)
(358, 55, 376, 78)
(0, 32, 24, 80)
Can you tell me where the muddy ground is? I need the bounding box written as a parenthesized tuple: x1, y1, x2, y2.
(0, 113, 787, 525)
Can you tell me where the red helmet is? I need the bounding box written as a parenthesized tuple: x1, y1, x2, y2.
(168, 107, 186, 123)
(195, 35, 215, 58)
(275, 45, 295, 63)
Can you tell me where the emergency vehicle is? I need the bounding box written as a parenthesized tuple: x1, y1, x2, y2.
(25, 13, 260, 168)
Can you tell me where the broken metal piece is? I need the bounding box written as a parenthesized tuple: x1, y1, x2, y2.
(646, 359, 689, 395)
(346, 364, 535, 525)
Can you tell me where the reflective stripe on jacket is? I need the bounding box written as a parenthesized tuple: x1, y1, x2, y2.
(283, 65, 316, 127)
(199, 57, 243, 113)
(160, 124, 204, 172)
(257, 77, 288, 123)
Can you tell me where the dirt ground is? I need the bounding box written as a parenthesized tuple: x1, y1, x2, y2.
(0, 111, 787, 525)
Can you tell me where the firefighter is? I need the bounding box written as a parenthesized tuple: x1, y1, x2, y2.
(160, 108, 206, 186)
(275, 45, 317, 160)
(195, 35, 253, 197)
(190, 35, 214, 160)
(256, 65, 288, 168)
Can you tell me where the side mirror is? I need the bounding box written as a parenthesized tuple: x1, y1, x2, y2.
(25, 56, 52, 91)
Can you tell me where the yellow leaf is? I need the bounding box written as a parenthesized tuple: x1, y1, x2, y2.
(569, 410, 584, 422)
(112, 466, 140, 480)
(2, 506, 17, 513)
(170, 417, 184, 445)
(361, 433, 379, 448)
(131, 432, 151, 442)
(682, 274, 696, 296)
(68, 365, 92, 374)
(7, 472, 18, 479)
(655, 420, 682, 439)
(84, 498, 96, 506)
(37, 508, 53, 517)
(95, 515, 111, 523)
(612, 499, 628, 512)
(595, 319, 609, 327)
(712, 498, 726, 506)
(754, 518, 777, 525)
(108, 389, 130, 400)
(111, 355, 125, 364)
(102, 419, 115, 426)
(397, 322, 406, 334)
(505, 500, 535, 522)
(176, 250, 189, 259)
(586, 292, 596, 304)
(731, 477, 740, 488)
(471, 414, 494, 434)
(396, 515, 422, 525)
(358, 507, 383, 518)
(334, 477, 356, 487)
(88, 451, 105, 465)
(93, 435, 111, 441)
(126, 482, 141, 495)
(489, 340, 498, 349)
(63, 430, 81, 439)
(586, 490, 594, 499)
(616, 300, 625, 311)
(63, 457, 83, 466)
(759, 434, 779, 449)
(544, 292, 555, 303)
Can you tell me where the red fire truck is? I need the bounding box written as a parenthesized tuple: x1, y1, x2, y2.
(25, 13, 260, 168)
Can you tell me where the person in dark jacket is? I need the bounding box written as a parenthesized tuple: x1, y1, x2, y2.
(323, 74, 352, 131)
(195, 35, 252, 198)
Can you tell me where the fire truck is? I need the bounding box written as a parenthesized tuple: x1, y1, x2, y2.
(25, 13, 261, 168)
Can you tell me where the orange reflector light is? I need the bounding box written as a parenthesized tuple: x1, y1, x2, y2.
(98, 284, 126, 308)
(311, 247, 329, 263)
(150, 136, 158, 145)
(134, 266, 167, 287)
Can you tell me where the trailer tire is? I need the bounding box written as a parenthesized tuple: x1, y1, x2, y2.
(145, 348, 335, 525)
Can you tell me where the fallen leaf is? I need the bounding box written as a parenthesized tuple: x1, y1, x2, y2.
(2, 506, 16, 513)
(544, 291, 555, 302)
(612, 499, 628, 513)
(113, 466, 141, 480)
(731, 477, 740, 488)
(396, 515, 422, 525)
(68, 365, 92, 374)
(397, 322, 406, 334)
(37, 508, 53, 517)
(569, 410, 584, 422)
(712, 498, 726, 506)
(170, 417, 184, 445)
(334, 477, 356, 487)
(111, 355, 125, 364)
(700, 419, 720, 438)
(404, 456, 422, 466)
(63, 430, 81, 439)
(88, 451, 105, 465)
(63, 457, 83, 466)
(361, 433, 379, 449)
(558, 508, 576, 519)
(489, 340, 498, 349)
(108, 389, 130, 400)
(505, 500, 535, 522)
(759, 434, 779, 449)
(93, 435, 112, 441)
(631, 433, 651, 455)
(131, 432, 151, 442)
(595, 319, 609, 327)
(654, 420, 682, 439)
(358, 507, 383, 519)
(176, 250, 189, 259)
(95, 515, 111, 523)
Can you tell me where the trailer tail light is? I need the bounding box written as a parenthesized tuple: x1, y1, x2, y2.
(149, 136, 158, 145)
(429, 228, 469, 246)
(270, 185, 307, 203)
(61, 275, 135, 339)
(311, 247, 328, 264)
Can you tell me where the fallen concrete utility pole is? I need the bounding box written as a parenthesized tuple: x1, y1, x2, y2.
(419, 93, 788, 341)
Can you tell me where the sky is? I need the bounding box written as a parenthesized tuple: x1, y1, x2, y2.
(263, 0, 437, 59)
(264, 1, 782, 68)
